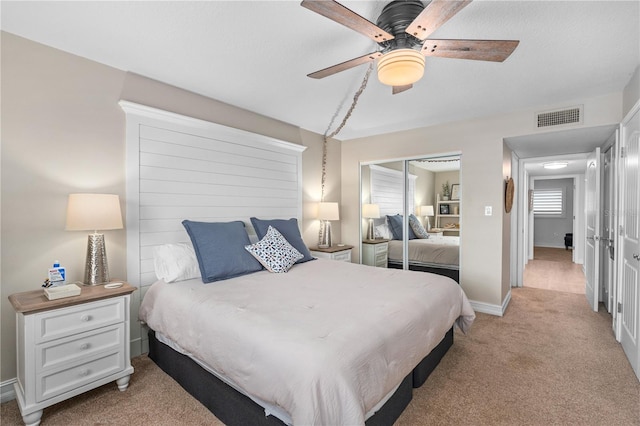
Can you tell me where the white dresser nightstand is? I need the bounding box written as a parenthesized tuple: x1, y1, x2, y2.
(9, 283, 136, 426)
(310, 245, 353, 262)
(427, 230, 444, 237)
(362, 239, 389, 268)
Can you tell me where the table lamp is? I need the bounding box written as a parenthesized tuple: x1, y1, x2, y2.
(420, 205, 434, 230)
(362, 204, 380, 240)
(317, 202, 339, 248)
(66, 193, 123, 285)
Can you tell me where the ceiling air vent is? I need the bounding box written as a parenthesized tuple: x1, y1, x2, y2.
(536, 106, 583, 128)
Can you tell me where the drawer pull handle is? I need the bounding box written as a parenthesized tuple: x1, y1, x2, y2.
(80, 315, 91, 322)
(80, 343, 90, 350)
(79, 369, 90, 377)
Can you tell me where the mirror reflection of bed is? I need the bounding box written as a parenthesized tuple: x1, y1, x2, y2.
(360, 155, 461, 282)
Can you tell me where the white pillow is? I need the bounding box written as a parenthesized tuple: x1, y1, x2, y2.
(153, 242, 201, 283)
(374, 223, 393, 240)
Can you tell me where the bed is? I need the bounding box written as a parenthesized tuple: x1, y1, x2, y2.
(139, 257, 474, 426)
(122, 102, 475, 426)
(387, 236, 460, 282)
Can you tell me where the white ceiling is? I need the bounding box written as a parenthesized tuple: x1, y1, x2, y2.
(1, 1, 638, 142)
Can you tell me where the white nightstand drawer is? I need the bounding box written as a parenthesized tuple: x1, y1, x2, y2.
(332, 251, 352, 262)
(36, 350, 125, 402)
(35, 298, 125, 343)
(37, 324, 124, 372)
(374, 243, 388, 254)
(310, 246, 353, 263)
(362, 241, 388, 268)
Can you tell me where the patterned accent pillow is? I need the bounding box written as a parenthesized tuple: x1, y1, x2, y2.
(409, 214, 430, 239)
(245, 226, 304, 273)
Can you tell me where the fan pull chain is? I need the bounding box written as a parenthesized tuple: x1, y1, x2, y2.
(318, 64, 374, 246)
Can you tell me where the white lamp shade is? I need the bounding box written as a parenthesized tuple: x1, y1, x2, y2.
(66, 193, 124, 231)
(317, 202, 339, 221)
(420, 205, 434, 217)
(362, 204, 380, 219)
(377, 49, 426, 86)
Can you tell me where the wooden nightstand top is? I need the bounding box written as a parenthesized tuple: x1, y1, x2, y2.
(9, 282, 136, 314)
(309, 245, 353, 253)
(362, 239, 390, 244)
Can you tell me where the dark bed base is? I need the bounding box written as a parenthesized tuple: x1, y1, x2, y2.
(387, 261, 460, 283)
(148, 328, 453, 426)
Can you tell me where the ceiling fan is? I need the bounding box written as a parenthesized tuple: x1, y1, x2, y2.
(301, 0, 519, 94)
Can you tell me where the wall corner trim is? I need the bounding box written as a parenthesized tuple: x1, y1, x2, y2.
(469, 290, 511, 317)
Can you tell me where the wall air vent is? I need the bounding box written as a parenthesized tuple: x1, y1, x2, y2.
(536, 106, 583, 128)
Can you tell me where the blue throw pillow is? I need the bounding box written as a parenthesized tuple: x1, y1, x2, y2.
(386, 214, 417, 240)
(182, 220, 263, 283)
(250, 217, 314, 263)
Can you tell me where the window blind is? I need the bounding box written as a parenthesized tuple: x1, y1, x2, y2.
(533, 189, 564, 215)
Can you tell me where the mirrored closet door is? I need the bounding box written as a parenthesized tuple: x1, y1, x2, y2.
(360, 155, 461, 282)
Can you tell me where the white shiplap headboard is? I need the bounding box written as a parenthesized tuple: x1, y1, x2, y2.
(120, 101, 306, 353)
(369, 164, 417, 217)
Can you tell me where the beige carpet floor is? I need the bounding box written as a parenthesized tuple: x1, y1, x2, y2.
(524, 247, 586, 294)
(2, 288, 638, 425)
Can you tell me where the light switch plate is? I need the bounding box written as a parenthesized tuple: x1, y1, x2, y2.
(485, 206, 492, 216)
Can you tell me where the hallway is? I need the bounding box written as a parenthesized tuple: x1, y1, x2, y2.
(523, 247, 585, 294)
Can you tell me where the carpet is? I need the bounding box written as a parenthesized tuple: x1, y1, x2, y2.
(2, 287, 638, 425)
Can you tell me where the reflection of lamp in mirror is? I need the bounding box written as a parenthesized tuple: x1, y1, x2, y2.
(66, 193, 123, 285)
(419, 205, 434, 230)
(318, 202, 339, 248)
(362, 204, 380, 240)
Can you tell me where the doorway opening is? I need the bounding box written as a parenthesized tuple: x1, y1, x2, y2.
(524, 175, 585, 294)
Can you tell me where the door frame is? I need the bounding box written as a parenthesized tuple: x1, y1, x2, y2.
(515, 154, 587, 288)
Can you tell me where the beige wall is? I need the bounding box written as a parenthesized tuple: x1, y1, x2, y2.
(0, 33, 337, 382)
(341, 92, 623, 307)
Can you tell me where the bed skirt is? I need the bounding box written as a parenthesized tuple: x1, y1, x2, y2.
(387, 261, 460, 283)
(147, 327, 453, 426)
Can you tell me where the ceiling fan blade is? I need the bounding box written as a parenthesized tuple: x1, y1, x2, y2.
(301, 0, 394, 43)
(392, 84, 413, 95)
(405, 0, 472, 41)
(308, 51, 382, 79)
(422, 39, 520, 62)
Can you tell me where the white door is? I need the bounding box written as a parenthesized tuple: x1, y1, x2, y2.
(585, 147, 601, 312)
(619, 106, 640, 380)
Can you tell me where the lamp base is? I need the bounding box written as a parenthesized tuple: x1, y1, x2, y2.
(84, 233, 110, 285)
(319, 221, 333, 249)
(366, 218, 375, 240)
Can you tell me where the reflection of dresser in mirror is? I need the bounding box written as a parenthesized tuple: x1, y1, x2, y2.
(434, 193, 460, 236)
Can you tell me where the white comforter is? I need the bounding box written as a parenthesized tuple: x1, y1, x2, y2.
(139, 259, 475, 425)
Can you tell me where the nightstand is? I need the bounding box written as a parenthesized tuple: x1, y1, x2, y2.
(9, 283, 136, 426)
(427, 230, 444, 237)
(310, 245, 353, 262)
(362, 239, 389, 268)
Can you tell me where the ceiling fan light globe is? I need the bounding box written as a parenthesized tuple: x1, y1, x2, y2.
(377, 49, 425, 86)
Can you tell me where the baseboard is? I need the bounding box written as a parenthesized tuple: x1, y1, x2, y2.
(534, 244, 567, 249)
(470, 290, 511, 317)
(1, 378, 16, 403)
(130, 337, 143, 358)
